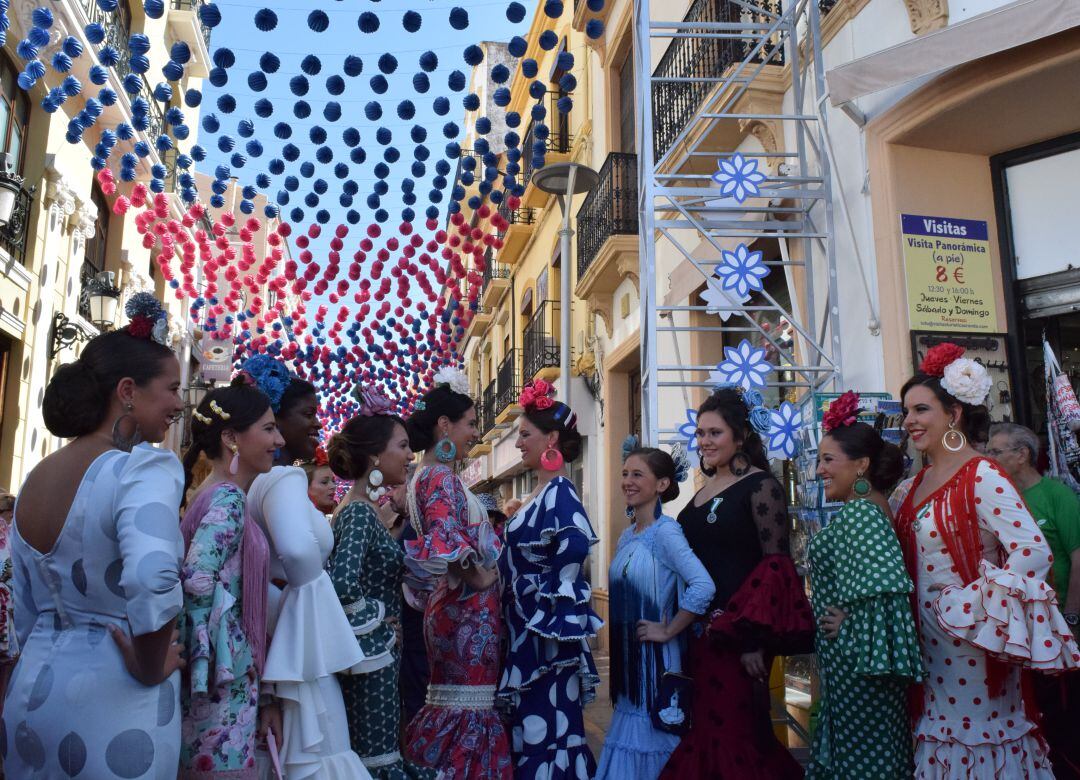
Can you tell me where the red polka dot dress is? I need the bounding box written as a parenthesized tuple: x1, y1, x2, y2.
(896, 458, 1080, 779)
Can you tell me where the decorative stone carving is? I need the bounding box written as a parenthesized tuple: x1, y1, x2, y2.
(69, 195, 97, 241)
(615, 254, 639, 293)
(591, 297, 614, 339)
(44, 166, 77, 227)
(904, 0, 948, 34)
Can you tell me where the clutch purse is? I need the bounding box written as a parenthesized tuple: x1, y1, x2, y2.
(650, 671, 693, 736)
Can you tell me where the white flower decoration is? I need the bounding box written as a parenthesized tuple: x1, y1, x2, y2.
(715, 244, 769, 298)
(710, 153, 766, 204)
(433, 366, 471, 396)
(940, 357, 992, 405)
(700, 283, 749, 322)
(151, 316, 170, 346)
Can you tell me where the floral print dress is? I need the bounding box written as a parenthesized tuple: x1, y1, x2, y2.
(180, 483, 263, 778)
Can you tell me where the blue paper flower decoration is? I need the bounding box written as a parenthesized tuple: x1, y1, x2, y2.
(710, 339, 773, 390)
(254, 8, 277, 31)
(678, 409, 699, 452)
(307, 10, 329, 32)
(711, 153, 767, 203)
(715, 243, 770, 298)
(767, 402, 802, 459)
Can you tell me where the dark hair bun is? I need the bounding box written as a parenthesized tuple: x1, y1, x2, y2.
(659, 481, 680, 503)
(329, 414, 405, 481)
(626, 447, 681, 503)
(868, 440, 905, 492)
(557, 426, 583, 463)
(405, 384, 473, 452)
(826, 422, 905, 492)
(43, 360, 107, 438)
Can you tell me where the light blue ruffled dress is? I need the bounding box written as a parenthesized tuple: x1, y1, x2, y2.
(595, 514, 715, 780)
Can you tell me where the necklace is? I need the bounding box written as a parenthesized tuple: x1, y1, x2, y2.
(705, 496, 723, 524)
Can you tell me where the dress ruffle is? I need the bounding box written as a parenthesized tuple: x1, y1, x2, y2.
(841, 591, 925, 680)
(275, 677, 371, 780)
(709, 553, 815, 655)
(187, 581, 238, 693)
(935, 559, 1080, 671)
(594, 701, 679, 780)
(514, 741, 595, 780)
(263, 572, 366, 683)
(915, 726, 1055, 779)
(404, 518, 500, 594)
(405, 703, 511, 776)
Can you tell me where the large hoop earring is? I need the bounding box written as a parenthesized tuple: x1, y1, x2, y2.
(111, 404, 141, 452)
(729, 450, 751, 477)
(540, 447, 564, 471)
(699, 454, 716, 477)
(942, 422, 966, 453)
(852, 472, 871, 498)
(434, 437, 457, 463)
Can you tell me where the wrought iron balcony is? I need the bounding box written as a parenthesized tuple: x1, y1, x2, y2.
(523, 301, 561, 383)
(481, 378, 497, 435)
(521, 97, 574, 190)
(496, 199, 535, 238)
(652, 0, 784, 161)
(482, 257, 511, 293)
(494, 349, 521, 417)
(577, 152, 638, 279)
(170, 0, 213, 50)
(0, 186, 33, 266)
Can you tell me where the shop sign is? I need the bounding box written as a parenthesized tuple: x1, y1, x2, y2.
(198, 337, 234, 381)
(900, 214, 998, 332)
(459, 456, 487, 488)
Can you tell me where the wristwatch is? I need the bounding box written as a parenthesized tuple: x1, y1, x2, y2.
(1064, 613, 1079, 627)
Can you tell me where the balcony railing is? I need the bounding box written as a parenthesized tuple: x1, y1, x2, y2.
(494, 349, 521, 417)
(0, 186, 34, 266)
(652, 0, 784, 161)
(496, 199, 535, 237)
(577, 152, 638, 279)
(481, 378, 497, 435)
(170, 0, 213, 50)
(521, 95, 574, 189)
(78, 0, 166, 151)
(523, 301, 560, 382)
(482, 257, 510, 293)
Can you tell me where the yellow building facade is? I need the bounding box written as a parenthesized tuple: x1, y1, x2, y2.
(0, 0, 212, 490)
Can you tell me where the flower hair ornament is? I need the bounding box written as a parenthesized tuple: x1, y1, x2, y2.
(713, 382, 772, 436)
(520, 379, 556, 411)
(125, 292, 170, 346)
(920, 343, 992, 406)
(353, 385, 396, 417)
(520, 381, 577, 472)
(312, 445, 328, 467)
(670, 443, 691, 484)
(621, 434, 640, 461)
(822, 391, 861, 433)
(433, 365, 470, 396)
(239, 354, 294, 412)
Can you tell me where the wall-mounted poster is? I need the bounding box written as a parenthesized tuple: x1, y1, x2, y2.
(900, 214, 999, 332)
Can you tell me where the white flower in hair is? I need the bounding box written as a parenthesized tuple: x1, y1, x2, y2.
(940, 357, 992, 405)
(433, 366, 470, 397)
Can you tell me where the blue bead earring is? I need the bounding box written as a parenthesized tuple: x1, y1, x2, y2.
(434, 436, 457, 463)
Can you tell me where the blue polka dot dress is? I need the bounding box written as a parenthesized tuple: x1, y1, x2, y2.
(3, 446, 185, 778)
(498, 477, 603, 779)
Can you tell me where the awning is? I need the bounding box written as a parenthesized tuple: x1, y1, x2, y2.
(826, 0, 1080, 106)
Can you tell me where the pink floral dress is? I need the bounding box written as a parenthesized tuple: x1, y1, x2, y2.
(179, 483, 264, 779)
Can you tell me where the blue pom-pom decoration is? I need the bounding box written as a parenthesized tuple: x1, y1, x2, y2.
(301, 54, 321, 76)
(254, 8, 278, 31)
(507, 2, 526, 22)
(307, 10, 329, 32)
(586, 19, 604, 39)
(508, 36, 527, 57)
(419, 51, 438, 72)
(449, 6, 468, 29)
(358, 12, 379, 33)
(403, 10, 422, 31)
(343, 55, 363, 76)
(260, 52, 279, 72)
(199, 3, 221, 27)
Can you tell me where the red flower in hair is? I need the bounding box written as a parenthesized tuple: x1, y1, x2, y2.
(127, 315, 153, 339)
(920, 342, 965, 377)
(313, 445, 328, 467)
(519, 379, 555, 411)
(822, 391, 860, 433)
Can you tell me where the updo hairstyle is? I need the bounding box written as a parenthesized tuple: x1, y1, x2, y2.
(181, 378, 272, 491)
(824, 422, 905, 492)
(625, 447, 680, 503)
(900, 374, 991, 445)
(697, 387, 769, 475)
(404, 384, 474, 452)
(328, 413, 406, 481)
(42, 329, 176, 438)
(523, 403, 583, 463)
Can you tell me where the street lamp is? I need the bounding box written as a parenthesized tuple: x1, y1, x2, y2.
(530, 162, 599, 403)
(0, 153, 24, 228)
(83, 272, 122, 331)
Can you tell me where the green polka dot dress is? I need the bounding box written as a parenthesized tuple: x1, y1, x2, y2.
(807, 499, 925, 779)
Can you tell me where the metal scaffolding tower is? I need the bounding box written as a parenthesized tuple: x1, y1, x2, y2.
(633, 0, 842, 446)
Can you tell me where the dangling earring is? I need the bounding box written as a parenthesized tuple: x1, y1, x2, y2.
(852, 471, 871, 498)
(699, 454, 716, 478)
(540, 447, 564, 471)
(653, 498, 663, 520)
(434, 434, 457, 463)
(367, 459, 386, 502)
(111, 402, 142, 452)
(942, 421, 966, 453)
(228, 444, 240, 476)
(729, 450, 750, 477)
(624, 505, 636, 520)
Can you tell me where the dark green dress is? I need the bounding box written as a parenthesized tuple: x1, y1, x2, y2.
(807, 499, 924, 779)
(328, 501, 434, 780)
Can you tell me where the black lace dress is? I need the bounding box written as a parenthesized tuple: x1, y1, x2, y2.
(659, 471, 814, 779)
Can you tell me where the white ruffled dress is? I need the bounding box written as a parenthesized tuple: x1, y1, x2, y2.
(249, 466, 372, 779)
(911, 458, 1080, 778)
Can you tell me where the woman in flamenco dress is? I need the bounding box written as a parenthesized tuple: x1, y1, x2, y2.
(659, 386, 815, 779)
(896, 343, 1079, 778)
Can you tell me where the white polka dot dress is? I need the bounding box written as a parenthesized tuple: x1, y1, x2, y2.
(898, 458, 1080, 779)
(3, 446, 185, 778)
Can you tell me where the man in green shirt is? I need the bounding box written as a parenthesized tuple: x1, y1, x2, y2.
(989, 423, 1080, 777)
